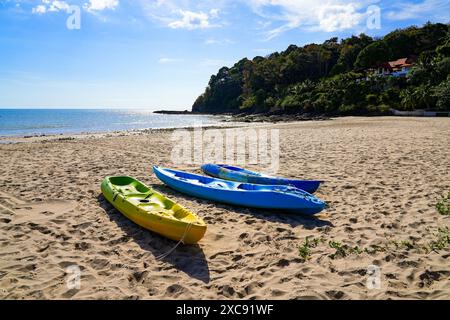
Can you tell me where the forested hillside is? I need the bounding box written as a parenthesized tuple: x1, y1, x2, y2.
(192, 22, 450, 115)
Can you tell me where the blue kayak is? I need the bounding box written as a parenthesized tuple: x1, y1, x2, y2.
(201, 164, 323, 193)
(153, 166, 326, 215)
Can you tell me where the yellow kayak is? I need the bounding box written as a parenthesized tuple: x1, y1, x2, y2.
(101, 176, 206, 244)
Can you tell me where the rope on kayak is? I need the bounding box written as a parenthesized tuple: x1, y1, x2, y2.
(155, 222, 193, 260)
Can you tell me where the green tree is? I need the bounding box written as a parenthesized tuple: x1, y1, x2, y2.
(191, 22, 449, 116)
(355, 41, 390, 69)
(436, 43, 450, 58)
(433, 80, 450, 110)
(435, 57, 450, 81)
(383, 28, 416, 59)
(399, 87, 417, 110)
(414, 85, 435, 109)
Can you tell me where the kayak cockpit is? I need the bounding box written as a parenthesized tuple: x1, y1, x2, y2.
(109, 176, 151, 194)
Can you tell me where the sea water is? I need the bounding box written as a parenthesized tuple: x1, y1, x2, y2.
(0, 109, 222, 136)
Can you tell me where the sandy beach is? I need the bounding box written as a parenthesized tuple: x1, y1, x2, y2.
(0, 116, 449, 300)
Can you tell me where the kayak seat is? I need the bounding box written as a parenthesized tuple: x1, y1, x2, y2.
(173, 207, 192, 220)
(237, 183, 259, 190)
(208, 181, 228, 189)
(186, 178, 202, 185)
(114, 185, 150, 195)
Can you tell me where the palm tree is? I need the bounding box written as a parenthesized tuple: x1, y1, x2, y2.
(290, 79, 315, 96)
(413, 85, 433, 109)
(400, 87, 417, 110)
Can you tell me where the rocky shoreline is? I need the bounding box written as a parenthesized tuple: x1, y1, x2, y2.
(154, 110, 331, 123)
(223, 113, 331, 123)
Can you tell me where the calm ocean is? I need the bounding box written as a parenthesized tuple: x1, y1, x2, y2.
(0, 109, 222, 137)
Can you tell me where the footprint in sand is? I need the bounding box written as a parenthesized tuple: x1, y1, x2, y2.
(0, 191, 75, 217)
(9, 198, 76, 224)
(0, 191, 77, 257)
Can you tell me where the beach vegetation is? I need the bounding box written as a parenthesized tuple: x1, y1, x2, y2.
(298, 227, 449, 261)
(436, 192, 450, 216)
(328, 241, 364, 259)
(298, 240, 312, 260)
(433, 81, 450, 110)
(193, 22, 450, 116)
(425, 227, 450, 253)
(400, 240, 415, 250)
(363, 244, 387, 255)
(298, 236, 324, 260)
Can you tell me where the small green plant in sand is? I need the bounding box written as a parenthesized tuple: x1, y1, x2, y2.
(298, 236, 324, 260)
(328, 241, 364, 259)
(391, 239, 421, 252)
(297, 227, 450, 261)
(424, 227, 450, 253)
(363, 244, 387, 254)
(298, 240, 311, 260)
(400, 240, 415, 250)
(328, 241, 345, 259)
(390, 228, 450, 254)
(436, 192, 450, 216)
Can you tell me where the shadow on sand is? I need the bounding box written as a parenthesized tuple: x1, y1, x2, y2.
(151, 184, 333, 229)
(97, 194, 210, 284)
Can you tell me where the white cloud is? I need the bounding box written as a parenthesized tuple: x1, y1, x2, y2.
(205, 38, 220, 44)
(139, 0, 224, 30)
(204, 38, 235, 45)
(317, 4, 362, 32)
(32, 0, 70, 14)
(385, 0, 450, 21)
(168, 9, 219, 29)
(158, 57, 181, 64)
(248, 0, 376, 39)
(32, 0, 119, 14)
(209, 8, 219, 18)
(48, 0, 70, 12)
(32, 4, 47, 14)
(84, 0, 119, 12)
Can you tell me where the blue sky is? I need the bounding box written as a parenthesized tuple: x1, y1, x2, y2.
(0, 0, 449, 109)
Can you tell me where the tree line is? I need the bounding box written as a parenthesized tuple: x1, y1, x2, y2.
(192, 22, 450, 115)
